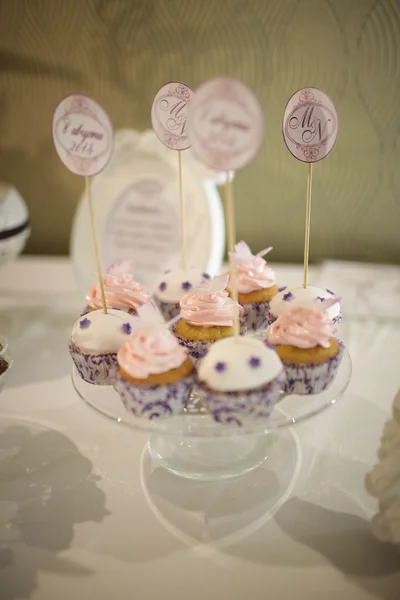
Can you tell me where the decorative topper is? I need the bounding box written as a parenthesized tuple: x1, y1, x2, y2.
(314, 296, 341, 311)
(189, 77, 265, 171)
(79, 317, 91, 329)
(249, 356, 261, 368)
(136, 301, 180, 332)
(232, 240, 273, 266)
(122, 322, 132, 335)
(195, 274, 228, 296)
(52, 94, 114, 176)
(106, 260, 134, 276)
(282, 87, 339, 163)
(151, 81, 195, 151)
(283, 291, 294, 301)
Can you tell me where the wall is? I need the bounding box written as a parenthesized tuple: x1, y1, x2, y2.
(0, 0, 399, 263)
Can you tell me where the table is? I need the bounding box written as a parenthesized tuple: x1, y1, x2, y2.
(0, 257, 399, 600)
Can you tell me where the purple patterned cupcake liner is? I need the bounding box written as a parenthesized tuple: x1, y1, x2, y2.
(242, 300, 271, 331)
(197, 370, 286, 427)
(154, 298, 181, 321)
(171, 320, 247, 363)
(281, 340, 345, 395)
(69, 341, 118, 386)
(113, 370, 194, 419)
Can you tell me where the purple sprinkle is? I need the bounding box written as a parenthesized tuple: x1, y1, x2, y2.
(182, 281, 192, 291)
(122, 322, 132, 335)
(316, 296, 325, 301)
(164, 269, 171, 274)
(215, 361, 227, 373)
(278, 286, 287, 292)
(202, 273, 211, 279)
(249, 356, 261, 368)
(79, 317, 91, 329)
(326, 288, 335, 295)
(264, 340, 275, 351)
(159, 282, 167, 291)
(283, 291, 294, 301)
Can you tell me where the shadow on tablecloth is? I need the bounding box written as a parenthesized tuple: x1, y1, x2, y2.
(0, 420, 109, 599)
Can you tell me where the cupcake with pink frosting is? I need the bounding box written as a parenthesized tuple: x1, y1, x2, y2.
(173, 274, 245, 361)
(227, 241, 278, 331)
(113, 305, 194, 419)
(83, 261, 151, 316)
(266, 298, 344, 395)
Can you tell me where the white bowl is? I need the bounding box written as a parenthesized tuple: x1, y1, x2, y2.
(0, 336, 8, 356)
(0, 355, 13, 393)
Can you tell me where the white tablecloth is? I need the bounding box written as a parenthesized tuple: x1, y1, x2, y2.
(0, 257, 399, 600)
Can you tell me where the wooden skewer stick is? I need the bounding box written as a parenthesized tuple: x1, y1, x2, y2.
(225, 171, 239, 339)
(86, 175, 107, 314)
(303, 162, 313, 288)
(178, 150, 187, 272)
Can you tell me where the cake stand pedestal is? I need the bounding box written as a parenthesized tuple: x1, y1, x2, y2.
(72, 349, 352, 481)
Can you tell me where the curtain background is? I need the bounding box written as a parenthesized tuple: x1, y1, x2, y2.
(0, 0, 399, 263)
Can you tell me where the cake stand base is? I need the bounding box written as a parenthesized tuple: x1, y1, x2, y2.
(148, 418, 272, 481)
(148, 419, 300, 481)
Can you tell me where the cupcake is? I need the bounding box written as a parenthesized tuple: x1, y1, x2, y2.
(227, 241, 278, 331)
(267, 285, 341, 326)
(113, 310, 194, 420)
(154, 267, 210, 320)
(196, 336, 285, 426)
(173, 274, 245, 361)
(69, 309, 138, 385)
(83, 261, 151, 315)
(267, 300, 344, 395)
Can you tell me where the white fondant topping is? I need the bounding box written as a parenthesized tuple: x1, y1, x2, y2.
(71, 309, 139, 353)
(270, 286, 341, 320)
(155, 267, 208, 303)
(198, 336, 283, 392)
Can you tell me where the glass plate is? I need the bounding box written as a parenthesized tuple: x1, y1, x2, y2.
(72, 348, 352, 438)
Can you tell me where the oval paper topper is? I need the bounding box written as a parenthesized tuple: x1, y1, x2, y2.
(151, 81, 195, 151)
(283, 87, 339, 163)
(189, 77, 264, 171)
(52, 94, 114, 176)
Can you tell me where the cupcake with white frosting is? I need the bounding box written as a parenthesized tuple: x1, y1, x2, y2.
(69, 309, 138, 385)
(83, 261, 151, 316)
(267, 285, 342, 326)
(173, 274, 245, 361)
(197, 336, 285, 426)
(154, 267, 210, 320)
(267, 299, 344, 395)
(227, 241, 278, 331)
(113, 308, 194, 419)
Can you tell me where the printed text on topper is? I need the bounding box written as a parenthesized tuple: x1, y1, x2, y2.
(189, 77, 264, 171)
(283, 87, 339, 163)
(52, 94, 114, 176)
(151, 82, 195, 151)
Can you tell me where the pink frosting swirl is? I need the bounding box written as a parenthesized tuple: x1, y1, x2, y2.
(117, 329, 188, 379)
(180, 289, 244, 327)
(228, 241, 276, 294)
(268, 305, 336, 349)
(87, 274, 151, 312)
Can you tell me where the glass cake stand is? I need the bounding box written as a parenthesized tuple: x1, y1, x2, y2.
(72, 348, 352, 481)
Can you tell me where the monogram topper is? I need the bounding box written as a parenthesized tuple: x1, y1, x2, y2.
(188, 77, 264, 171)
(151, 81, 195, 151)
(283, 87, 339, 163)
(52, 94, 114, 176)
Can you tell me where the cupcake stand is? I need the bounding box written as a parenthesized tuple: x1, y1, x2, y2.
(67, 113, 352, 481)
(72, 346, 352, 481)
